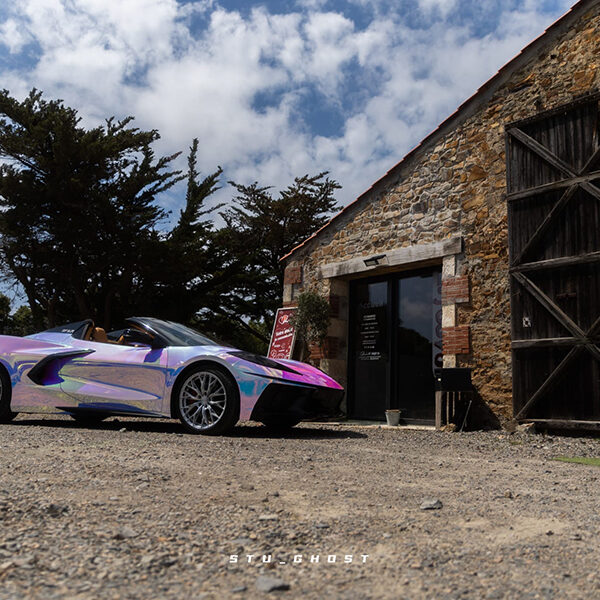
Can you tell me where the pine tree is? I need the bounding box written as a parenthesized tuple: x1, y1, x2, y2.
(215, 173, 340, 348)
(0, 89, 183, 328)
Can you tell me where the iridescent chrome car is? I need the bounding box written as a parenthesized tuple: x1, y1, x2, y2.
(0, 317, 343, 434)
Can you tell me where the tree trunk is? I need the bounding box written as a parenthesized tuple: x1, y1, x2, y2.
(47, 293, 58, 328)
(72, 282, 92, 321)
(6, 258, 46, 331)
(103, 287, 115, 330)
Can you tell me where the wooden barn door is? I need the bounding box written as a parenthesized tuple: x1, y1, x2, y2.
(506, 94, 600, 425)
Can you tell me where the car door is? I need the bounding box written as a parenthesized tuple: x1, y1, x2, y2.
(57, 338, 168, 416)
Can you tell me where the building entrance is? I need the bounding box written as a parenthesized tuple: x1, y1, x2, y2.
(348, 267, 442, 423)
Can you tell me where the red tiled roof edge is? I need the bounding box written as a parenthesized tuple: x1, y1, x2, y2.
(280, 0, 595, 263)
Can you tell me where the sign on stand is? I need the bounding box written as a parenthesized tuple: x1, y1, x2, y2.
(267, 307, 297, 360)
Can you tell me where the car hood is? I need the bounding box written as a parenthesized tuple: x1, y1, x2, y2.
(222, 351, 343, 390)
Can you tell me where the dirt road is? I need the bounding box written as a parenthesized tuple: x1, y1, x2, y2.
(1, 416, 599, 599)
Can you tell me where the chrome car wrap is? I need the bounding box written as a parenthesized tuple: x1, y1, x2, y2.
(0, 317, 344, 434)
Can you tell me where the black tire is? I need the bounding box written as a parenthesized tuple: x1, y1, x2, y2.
(70, 413, 108, 426)
(261, 416, 302, 430)
(173, 365, 239, 435)
(0, 368, 16, 423)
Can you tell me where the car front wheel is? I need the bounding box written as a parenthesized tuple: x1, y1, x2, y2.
(175, 366, 239, 435)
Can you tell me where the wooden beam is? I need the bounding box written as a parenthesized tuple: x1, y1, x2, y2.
(511, 185, 578, 267)
(519, 419, 600, 430)
(511, 337, 580, 349)
(435, 391, 442, 430)
(512, 272, 600, 363)
(515, 345, 583, 419)
(511, 272, 580, 337)
(516, 315, 600, 419)
(511, 250, 600, 272)
(506, 92, 600, 130)
(580, 180, 600, 203)
(585, 313, 600, 340)
(507, 170, 600, 201)
(507, 128, 576, 178)
(581, 146, 600, 175)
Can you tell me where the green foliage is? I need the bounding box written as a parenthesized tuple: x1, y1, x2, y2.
(0, 88, 183, 329)
(552, 456, 600, 467)
(9, 305, 35, 336)
(142, 138, 224, 323)
(0, 294, 11, 332)
(290, 290, 331, 347)
(0, 89, 341, 352)
(0, 294, 35, 336)
(217, 173, 339, 346)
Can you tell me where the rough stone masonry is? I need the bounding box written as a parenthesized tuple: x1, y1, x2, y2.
(281, 1, 600, 424)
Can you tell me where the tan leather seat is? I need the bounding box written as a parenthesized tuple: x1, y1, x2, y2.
(92, 327, 109, 343)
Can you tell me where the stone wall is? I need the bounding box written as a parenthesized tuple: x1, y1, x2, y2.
(282, 3, 600, 424)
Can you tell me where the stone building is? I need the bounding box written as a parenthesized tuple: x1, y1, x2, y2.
(280, 0, 600, 427)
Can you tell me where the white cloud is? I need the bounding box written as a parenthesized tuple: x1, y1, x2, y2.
(295, 0, 330, 9)
(0, 0, 575, 219)
(303, 12, 355, 81)
(417, 0, 457, 17)
(0, 19, 30, 53)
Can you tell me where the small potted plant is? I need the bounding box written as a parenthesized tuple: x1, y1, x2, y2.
(289, 290, 331, 365)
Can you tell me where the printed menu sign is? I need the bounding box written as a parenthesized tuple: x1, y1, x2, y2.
(358, 306, 386, 361)
(268, 307, 297, 360)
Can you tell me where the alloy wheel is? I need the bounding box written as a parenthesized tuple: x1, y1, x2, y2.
(178, 370, 227, 431)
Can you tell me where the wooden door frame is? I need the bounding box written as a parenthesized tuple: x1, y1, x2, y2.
(506, 94, 600, 420)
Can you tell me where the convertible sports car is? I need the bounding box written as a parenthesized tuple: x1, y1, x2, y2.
(0, 317, 343, 434)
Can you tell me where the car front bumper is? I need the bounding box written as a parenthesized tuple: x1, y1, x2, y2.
(250, 382, 344, 423)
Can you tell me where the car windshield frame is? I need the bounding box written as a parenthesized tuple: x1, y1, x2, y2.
(127, 317, 219, 348)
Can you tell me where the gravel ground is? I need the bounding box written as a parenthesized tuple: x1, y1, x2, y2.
(1, 416, 600, 599)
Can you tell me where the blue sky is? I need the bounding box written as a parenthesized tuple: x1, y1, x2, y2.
(0, 0, 574, 218)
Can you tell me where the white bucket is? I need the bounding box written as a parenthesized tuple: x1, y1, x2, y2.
(385, 409, 401, 426)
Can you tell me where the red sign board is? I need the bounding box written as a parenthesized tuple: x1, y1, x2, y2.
(268, 307, 297, 360)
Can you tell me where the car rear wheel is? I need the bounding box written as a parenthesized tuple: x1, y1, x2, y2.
(0, 369, 16, 423)
(175, 366, 239, 435)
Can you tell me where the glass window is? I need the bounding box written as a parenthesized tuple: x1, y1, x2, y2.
(141, 319, 219, 347)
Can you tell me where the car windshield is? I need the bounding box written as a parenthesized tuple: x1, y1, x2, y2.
(138, 318, 219, 347)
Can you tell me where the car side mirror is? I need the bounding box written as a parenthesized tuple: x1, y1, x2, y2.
(121, 329, 158, 348)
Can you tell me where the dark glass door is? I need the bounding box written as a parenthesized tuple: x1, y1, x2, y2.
(349, 268, 441, 423)
(395, 271, 441, 422)
(349, 280, 390, 420)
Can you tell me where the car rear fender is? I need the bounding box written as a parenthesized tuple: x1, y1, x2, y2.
(0, 335, 74, 383)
